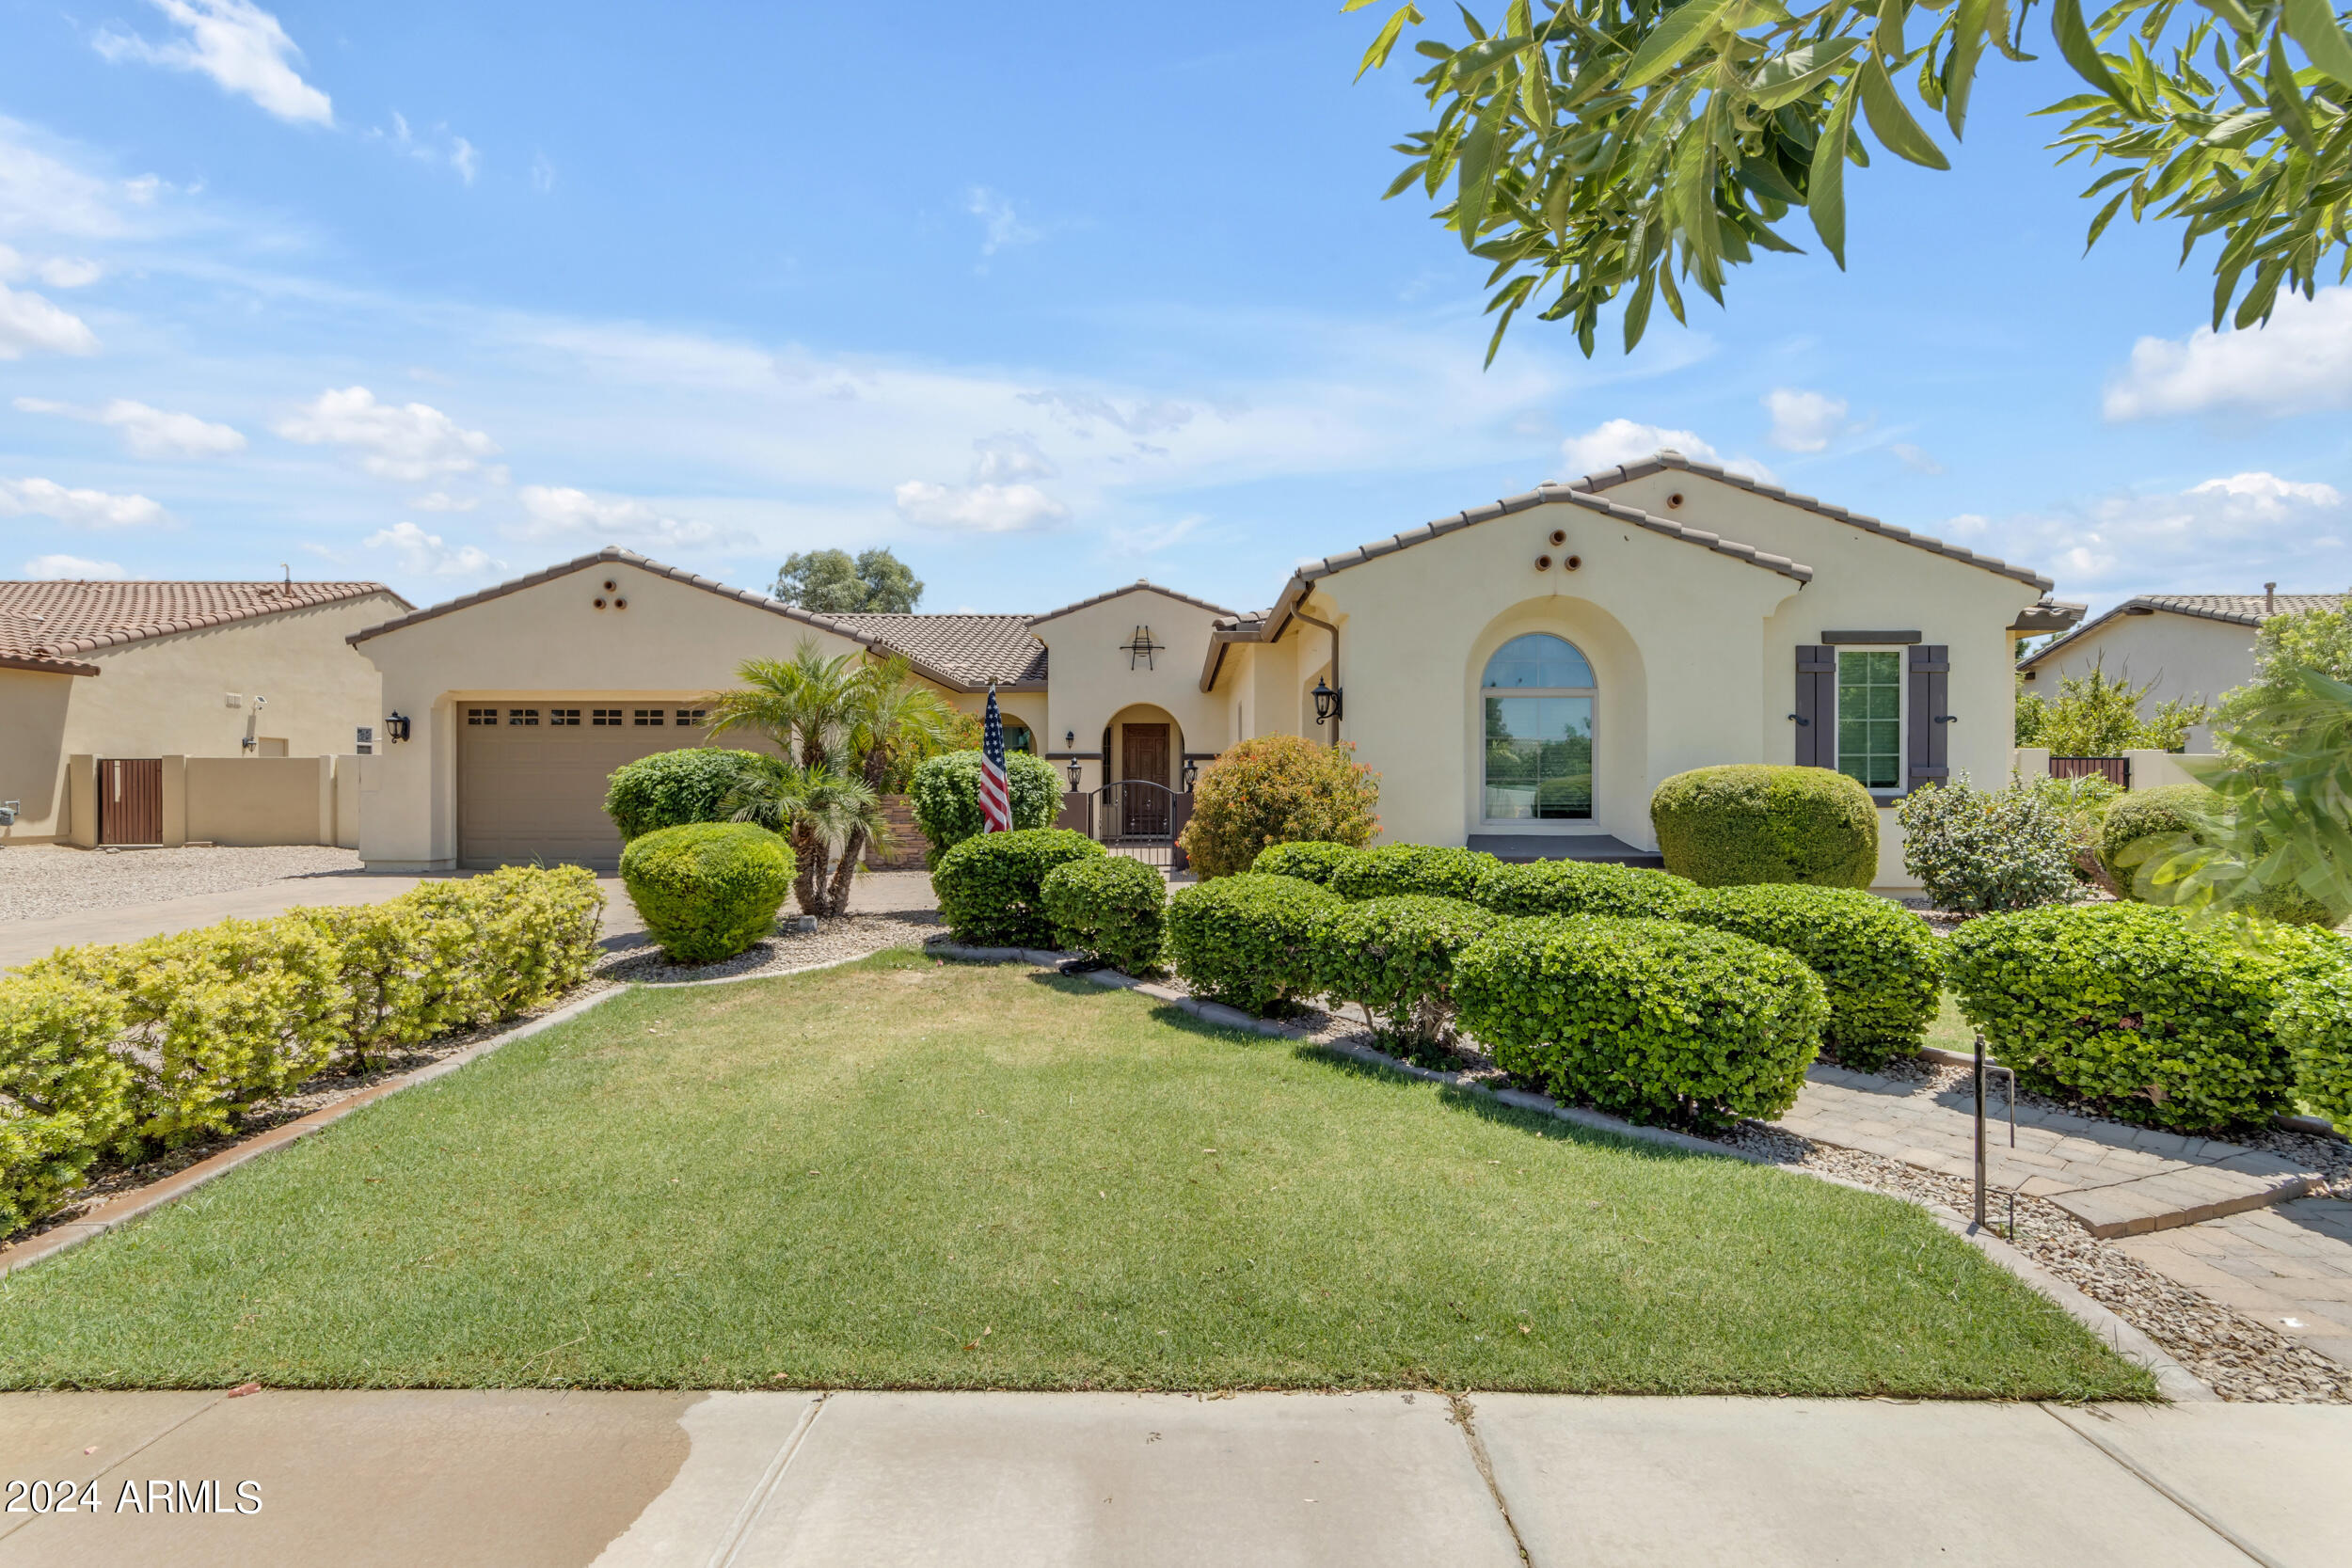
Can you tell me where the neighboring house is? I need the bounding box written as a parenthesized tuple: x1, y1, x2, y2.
(2017, 590, 2344, 717)
(0, 579, 411, 845)
(348, 451, 2080, 885)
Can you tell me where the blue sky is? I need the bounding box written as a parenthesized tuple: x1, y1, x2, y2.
(0, 0, 2345, 619)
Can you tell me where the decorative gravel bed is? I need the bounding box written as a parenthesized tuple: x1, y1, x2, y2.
(597, 911, 937, 985)
(0, 844, 364, 923)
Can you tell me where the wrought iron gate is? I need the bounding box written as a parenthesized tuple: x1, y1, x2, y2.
(1089, 780, 1194, 870)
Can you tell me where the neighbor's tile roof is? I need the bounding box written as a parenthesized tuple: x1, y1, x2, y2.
(828, 611, 1048, 688)
(0, 578, 405, 676)
(1027, 578, 1236, 626)
(2018, 593, 2345, 670)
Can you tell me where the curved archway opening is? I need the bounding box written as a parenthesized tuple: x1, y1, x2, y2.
(1480, 632, 1595, 822)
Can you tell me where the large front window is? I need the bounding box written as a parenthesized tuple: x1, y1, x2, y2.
(1837, 650, 1903, 791)
(1482, 633, 1594, 821)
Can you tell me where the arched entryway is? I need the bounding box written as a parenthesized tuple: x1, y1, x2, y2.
(1103, 702, 1185, 842)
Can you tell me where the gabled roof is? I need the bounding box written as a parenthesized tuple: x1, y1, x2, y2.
(2018, 593, 2344, 671)
(828, 611, 1047, 688)
(1028, 578, 1235, 626)
(346, 546, 1045, 692)
(0, 578, 406, 677)
(1573, 451, 2057, 594)
(1201, 481, 1815, 690)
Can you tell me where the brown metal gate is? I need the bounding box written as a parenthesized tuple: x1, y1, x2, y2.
(2049, 756, 2132, 789)
(99, 757, 163, 846)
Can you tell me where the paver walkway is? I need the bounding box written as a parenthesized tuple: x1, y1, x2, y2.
(1779, 1063, 2323, 1237)
(2118, 1198, 2352, 1371)
(0, 1391, 2344, 1567)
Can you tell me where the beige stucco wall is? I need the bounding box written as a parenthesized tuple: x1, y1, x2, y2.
(1031, 588, 1234, 793)
(2026, 610, 2256, 716)
(0, 594, 405, 844)
(184, 755, 336, 847)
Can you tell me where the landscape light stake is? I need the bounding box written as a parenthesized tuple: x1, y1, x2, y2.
(1972, 1030, 2018, 1238)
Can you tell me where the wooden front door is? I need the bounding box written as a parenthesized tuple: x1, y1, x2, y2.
(99, 758, 164, 846)
(1120, 724, 1170, 837)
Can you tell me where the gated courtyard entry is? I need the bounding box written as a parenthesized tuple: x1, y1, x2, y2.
(98, 757, 163, 846)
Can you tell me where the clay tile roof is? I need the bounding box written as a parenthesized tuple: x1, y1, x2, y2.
(0, 578, 406, 675)
(1027, 578, 1235, 626)
(2018, 592, 2344, 670)
(826, 612, 1047, 688)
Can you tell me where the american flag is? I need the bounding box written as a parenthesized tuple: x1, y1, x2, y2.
(978, 684, 1012, 832)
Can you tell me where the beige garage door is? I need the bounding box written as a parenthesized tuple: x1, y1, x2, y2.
(458, 703, 715, 871)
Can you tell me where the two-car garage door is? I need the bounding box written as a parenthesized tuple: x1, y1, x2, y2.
(457, 702, 716, 871)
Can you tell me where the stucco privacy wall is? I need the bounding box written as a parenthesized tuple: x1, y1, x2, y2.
(1033, 587, 1232, 791)
(0, 594, 403, 843)
(2026, 610, 2258, 715)
(184, 756, 339, 847)
(1299, 490, 1804, 851)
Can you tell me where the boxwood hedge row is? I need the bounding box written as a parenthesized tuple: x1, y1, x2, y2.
(1676, 884, 1943, 1072)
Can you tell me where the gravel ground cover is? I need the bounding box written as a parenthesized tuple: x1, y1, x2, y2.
(0, 844, 363, 923)
(598, 911, 936, 984)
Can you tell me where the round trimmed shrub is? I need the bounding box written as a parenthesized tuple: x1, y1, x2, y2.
(933, 828, 1104, 948)
(1947, 902, 2298, 1130)
(1649, 765, 1878, 888)
(1165, 873, 1346, 1015)
(1249, 840, 1362, 885)
(1898, 776, 2082, 913)
(620, 822, 797, 965)
(1677, 884, 1942, 1071)
(603, 748, 773, 841)
(1454, 915, 1825, 1128)
(910, 750, 1065, 869)
(1041, 855, 1167, 974)
(1310, 895, 1502, 1051)
(1469, 859, 1696, 920)
(2275, 947, 2352, 1133)
(2098, 784, 2333, 925)
(1177, 736, 1380, 879)
(1327, 844, 1495, 902)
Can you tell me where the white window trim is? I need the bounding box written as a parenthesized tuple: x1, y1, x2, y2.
(1834, 646, 1906, 798)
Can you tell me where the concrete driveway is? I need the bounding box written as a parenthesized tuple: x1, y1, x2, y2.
(0, 1391, 2338, 1567)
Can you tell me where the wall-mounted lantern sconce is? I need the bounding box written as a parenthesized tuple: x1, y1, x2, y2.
(1311, 677, 1343, 727)
(386, 712, 413, 744)
(1181, 759, 1200, 791)
(1064, 756, 1083, 791)
(1064, 729, 1075, 748)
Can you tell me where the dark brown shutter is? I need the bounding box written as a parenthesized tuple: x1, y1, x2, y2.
(1793, 645, 1834, 767)
(1908, 644, 1949, 792)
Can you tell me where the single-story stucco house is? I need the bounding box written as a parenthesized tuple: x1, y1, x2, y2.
(2017, 589, 2344, 717)
(347, 451, 2081, 886)
(0, 578, 410, 846)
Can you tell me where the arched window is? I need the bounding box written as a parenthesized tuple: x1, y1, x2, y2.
(1482, 634, 1594, 821)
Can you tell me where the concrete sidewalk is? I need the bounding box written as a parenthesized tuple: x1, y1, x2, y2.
(0, 1391, 2342, 1567)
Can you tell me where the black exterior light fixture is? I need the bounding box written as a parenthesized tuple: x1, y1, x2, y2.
(1311, 676, 1343, 727)
(385, 712, 413, 744)
(1065, 756, 1083, 791)
(1181, 758, 1200, 791)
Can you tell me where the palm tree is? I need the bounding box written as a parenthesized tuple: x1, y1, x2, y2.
(720, 758, 890, 917)
(705, 641, 863, 769)
(825, 658, 961, 909)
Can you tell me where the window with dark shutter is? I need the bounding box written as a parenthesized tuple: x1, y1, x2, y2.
(1792, 646, 1834, 768)
(1908, 644, 1950, 792)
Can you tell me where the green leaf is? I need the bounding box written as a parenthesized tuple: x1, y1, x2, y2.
(1808, 81, 1860, 267)
(2084, 187, 2130, 250)
(1354, 4, 1428, 81)
(1858, 55, 1952, 168)
(1621, 0, 1740, 89)
(1382, 161, 1431, 198)
(1746, 39, 1860, 109)
(2053, 0, 2135, 104)
(1621, 266, 1658, 351)
(1945, 0, 1995, 135)
(1454, 33, 1535, 87)
(2282, 0, 2352, 88)
(2189, 0, 2258, 32)
(2265, 35, 2323, 156)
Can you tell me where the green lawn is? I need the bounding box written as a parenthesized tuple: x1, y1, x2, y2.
(1928, 990, 1979, 1056)
(0, 952, 2152, 1398)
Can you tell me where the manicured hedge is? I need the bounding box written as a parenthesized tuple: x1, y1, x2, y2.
(1470, 859, 1697, 920)
(1677, 884, 1942, 1071)
(602, 748, 774, 841)
(1947, 902, 2300, 1131)
(1041, 855, 1167, 974)
(621, 822, 797, 965)
(1327, 844, 1496, 902)
(1165, 873, 1345, 1015)
(909, 750, 1064, 868)
(1454, 915, 1825, 1128)
(1649, 765, 1879, 888)
(934, 828, 1104, 948)
(1249, 841, 1362, 886)
(1310, 895, 1502, 1051)
(2274, 951, 2352, 1134)
(3, 867, 605, 1231)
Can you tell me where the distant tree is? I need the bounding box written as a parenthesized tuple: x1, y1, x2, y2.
(772, 548, 924, 614)
(2214, 592, 2352, 745)
(2020, 662, 2204, 754)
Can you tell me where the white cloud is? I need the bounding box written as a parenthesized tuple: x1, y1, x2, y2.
(95, 0, 333, 127)
(2105, 287, 2352, 420)
(531, 152, 557, 195)
(2186, 471, 2344, 514)
(20, 553, 126, 579)
(1557, 419, 1777, 484)
(1890, 442, 1944, 475)
(510, 484, 732, 548)
(365, 521, 501, 578)
(1971, 470, 2348, 594)
(372, 113, 479, 183)
(0, 121, 146, 238)
(276, 387, 499, 481)
(1020, 388, 1194, 437)
(0, 244, 102, 289)
(411, 490, 476, 512)
(15, 397, 246, 457)
(964, 186, 1040, 257)
(450, 137, 479, 185)
(971, 432, 1057, 483)
(0, 283, 98, 357)
(0, 476, 167, 529)
(1763, 388, 1849, 452)
(894, 479, 1068, 532)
